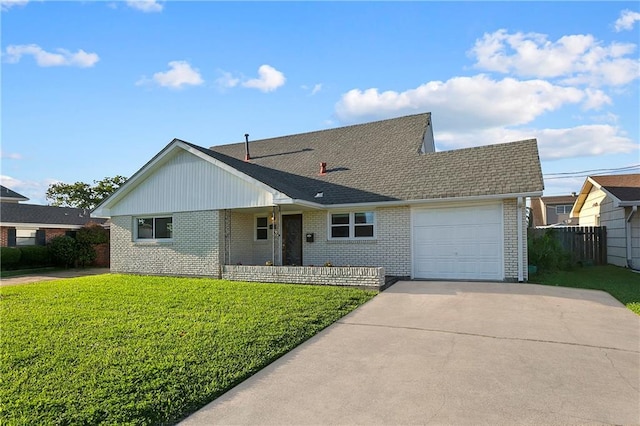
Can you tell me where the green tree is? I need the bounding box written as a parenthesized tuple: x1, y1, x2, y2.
(46, 176, 127, 209)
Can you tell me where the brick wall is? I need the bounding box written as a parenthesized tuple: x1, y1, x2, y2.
(503, 199, 528, 281)
(223, 265, 384, 288)
(0, 227, 9, 246)
(229, 212, 272, 266)
(110, 210, 223, 277)
(302, 206, 411, 276)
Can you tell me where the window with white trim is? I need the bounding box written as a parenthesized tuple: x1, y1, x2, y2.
(135, 216, 173, 240)
(555, 205, 573, 214)
(256, 216, 268, 240)
(329, 212, 375, 239)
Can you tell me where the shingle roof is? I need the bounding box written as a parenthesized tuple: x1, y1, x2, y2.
(591, 174, 640, 202)
(0, 203, 106, 226)
(187, 113, 543, 205)
(0, 185, 29, 201)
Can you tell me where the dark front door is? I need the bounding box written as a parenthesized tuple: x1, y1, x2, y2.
(282, 214, 303, 265)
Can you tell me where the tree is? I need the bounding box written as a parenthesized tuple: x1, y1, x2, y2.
(46, 176, 127, 209)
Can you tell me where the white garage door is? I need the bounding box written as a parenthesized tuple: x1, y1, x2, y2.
(412, 204, 503, 280)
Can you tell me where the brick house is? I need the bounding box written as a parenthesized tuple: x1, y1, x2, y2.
(0, 185, 106, 247)
(92, 113, 544, 283)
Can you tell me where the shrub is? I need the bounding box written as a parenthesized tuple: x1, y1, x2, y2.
(48, 236, 78, 268)
(76, 223, 109, 245)
(528, 229, 572, 272)
(18, 246, 51, 269)
(76, 243, 97, 267)
(1, 247, 21, 270)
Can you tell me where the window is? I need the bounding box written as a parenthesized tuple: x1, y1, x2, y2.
(330, 212, 375, 239)
(256, 216, 268, 240)
(555, 205, 573, 214)
(136, 216, 173, 240)
(16, 229, 36, 246)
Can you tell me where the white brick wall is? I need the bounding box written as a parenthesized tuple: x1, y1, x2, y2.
(223, 265, 384, 288)
(302, 206, 411, 276)
(503, 199, 528, 281)
(111, 210, 223, 277)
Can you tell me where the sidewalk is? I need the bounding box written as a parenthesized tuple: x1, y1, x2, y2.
(0, 268, 110, 287)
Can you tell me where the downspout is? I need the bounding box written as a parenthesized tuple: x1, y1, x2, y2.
(517, 197, 524, 282)
(626, 206, 639, 272)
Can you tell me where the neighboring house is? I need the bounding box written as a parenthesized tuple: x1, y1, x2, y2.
(571, 173, 640, 269)
(0, 187, 106, 247)
(92, 113, 544, 282)
(530, 194, 579, 227)
(0, 185, 30, 203)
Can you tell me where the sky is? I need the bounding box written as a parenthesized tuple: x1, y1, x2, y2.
(1, 1, 639, 205)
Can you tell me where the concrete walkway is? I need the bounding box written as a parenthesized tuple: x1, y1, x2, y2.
(181, 281, 640, 425)
(0, 268, 110, 286)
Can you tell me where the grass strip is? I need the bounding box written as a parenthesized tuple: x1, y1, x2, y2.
(530, 265, 640, 315)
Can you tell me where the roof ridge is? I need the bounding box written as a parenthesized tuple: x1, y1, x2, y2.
(208, 112, 431, 149)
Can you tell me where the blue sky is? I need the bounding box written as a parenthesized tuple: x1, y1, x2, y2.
(2, 1, 639, 204)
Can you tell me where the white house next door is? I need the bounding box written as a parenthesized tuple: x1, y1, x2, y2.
(412, 204, 504, 281)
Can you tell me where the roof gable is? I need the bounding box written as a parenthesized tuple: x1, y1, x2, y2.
(93, 140, 287, 217)
(572, 173, 640, 215)
(0, 185, 29, 202)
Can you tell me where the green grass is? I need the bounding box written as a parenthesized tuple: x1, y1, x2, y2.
(530, 265, 640, 315)
(0, 274, 376, 425)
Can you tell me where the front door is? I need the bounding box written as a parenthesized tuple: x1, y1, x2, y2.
(282, 214, 303, 265)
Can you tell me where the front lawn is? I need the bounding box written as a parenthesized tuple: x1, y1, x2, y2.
(0, 274, 376, 425)
(530, 265, 640, 315)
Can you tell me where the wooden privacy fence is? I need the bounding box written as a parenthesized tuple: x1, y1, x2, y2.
(529, 226, 607, 265)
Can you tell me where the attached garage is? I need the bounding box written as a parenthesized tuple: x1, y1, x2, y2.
(412, 203, 504, 280)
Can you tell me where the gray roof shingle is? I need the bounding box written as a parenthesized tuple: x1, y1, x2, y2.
(0, 203, 106, 226)
(184, 113, 543, 205)
(0, 185, 29, 201)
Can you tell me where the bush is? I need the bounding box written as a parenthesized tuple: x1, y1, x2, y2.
(76, 243, 97, 267)
(18, 246, 52, 269)
(1, 247, 21, 270)
(528, 229, 572, 272)
(76, 223, 109, 245)
(48, 236, 78, 268)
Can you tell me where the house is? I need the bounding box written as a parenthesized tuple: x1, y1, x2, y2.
(92, 113, 544, 283)
(571, 173, 640, 269)
(0, 185, 106, 247)
(530, 194, 579, 227)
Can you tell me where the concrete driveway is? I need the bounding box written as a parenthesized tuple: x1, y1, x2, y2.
(181, 281, 640, 425)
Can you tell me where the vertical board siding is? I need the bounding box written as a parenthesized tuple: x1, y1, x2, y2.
(110, 150, 274, 216)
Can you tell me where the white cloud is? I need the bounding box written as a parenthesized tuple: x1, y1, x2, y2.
(0, 175, 59, 205)
(311, 83, 322, 95)
(0, 150, 22, 160)
(126, 0, 163, 13)
(335, 74, 596, 130)
(138, 60, 204, 89)
(0, 0, 28, 11)
(3, 44, 99, 67)
(242, 65, 286, 92)
(215, 70, 240, 89)
(434, 125, 638, 161)
(615, 9, 640, 32)
(469, 29, 640, 87)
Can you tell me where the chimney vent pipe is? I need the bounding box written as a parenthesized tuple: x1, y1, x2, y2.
(320, 162, 327, 175)
(244, 134, 250, 161)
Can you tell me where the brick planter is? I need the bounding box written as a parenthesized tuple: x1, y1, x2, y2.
(222, 265, 384, 289)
